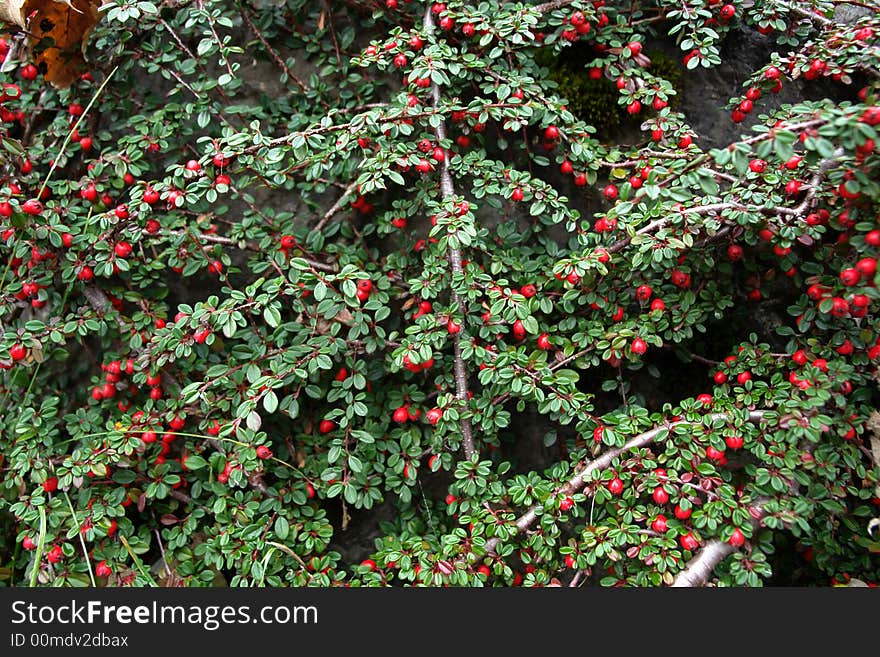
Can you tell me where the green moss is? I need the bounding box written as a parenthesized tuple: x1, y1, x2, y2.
(552, 68, 624, 140)
(535, 44, 686, 142)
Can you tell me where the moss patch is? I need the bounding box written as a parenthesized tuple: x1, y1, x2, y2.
(536, 43, 685, 142)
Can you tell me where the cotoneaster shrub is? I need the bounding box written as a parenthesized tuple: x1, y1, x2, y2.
(0, 0, 879, 588)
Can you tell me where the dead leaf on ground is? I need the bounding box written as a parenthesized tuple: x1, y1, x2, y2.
(0, 0, 101, 87)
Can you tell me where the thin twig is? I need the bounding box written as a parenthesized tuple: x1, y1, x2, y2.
(239, 4, 312, 95)
(483, 410, 769, 556)
(424, 6, 476, 461)
(314, 180, 358, 231)
(154, 528, 173, 578)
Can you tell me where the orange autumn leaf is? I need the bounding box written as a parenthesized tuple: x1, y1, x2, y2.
(0, 0, 100, 87)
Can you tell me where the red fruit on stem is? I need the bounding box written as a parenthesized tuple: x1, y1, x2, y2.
(728, 527, 746, 547)
(652, 487, 669, 504)
(680, 532, 699, 551)
(651, 515, 668, 533)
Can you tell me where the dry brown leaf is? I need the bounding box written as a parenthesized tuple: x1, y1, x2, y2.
(0, 0, 100, 87)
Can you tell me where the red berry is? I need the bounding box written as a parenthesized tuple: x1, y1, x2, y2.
(114, 241, 132, 258)
(143, 187, 160, 204)
(95, 560, 112, 577)
(749, 159, 767, 173)
(20, 64, 38, 81)
(631, 337, 648, 355)
(22, 199, 43, 216)
(42, 476, 58, 493)
(651, 515, 668, 533)
(537, 332, 552, 350)
(511, 187, 524, 202)
(9, 343, 26, 361)
(725, 435, 744, 450)
(680, 532, 699, 551)
(256, 445, 273, 460)
(840, 268, 861, 286)
(603, 184, 618, 200)
(47, 545, 64, 563)
(426, 408, 442, 425)
(393, 406, 410, 423)
(856, 257, 877, 278)
(559, 496, 574, 511)
(830, 297, 850, 317)
(727, 527, 746, 547)
(674, 504, 691, 520)
(671, 269, 691, 289)
(319, 419, 336, 434)
(607, 477, 624, 495)
(652, 487, 669, 505)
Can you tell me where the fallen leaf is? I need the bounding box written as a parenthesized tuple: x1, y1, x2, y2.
(0, 0, 101, 87)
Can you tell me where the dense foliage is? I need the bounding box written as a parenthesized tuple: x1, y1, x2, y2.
(1, 0, 879, 588)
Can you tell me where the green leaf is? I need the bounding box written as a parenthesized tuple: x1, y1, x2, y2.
(184, 455, 208, 470)
(263, 305, 281, 328)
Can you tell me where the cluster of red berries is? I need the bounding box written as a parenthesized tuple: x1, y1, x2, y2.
(731, 67, 783, 122)
(392, 403, 422, 423)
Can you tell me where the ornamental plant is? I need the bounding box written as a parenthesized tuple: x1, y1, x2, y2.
(0, 0, 879, 588)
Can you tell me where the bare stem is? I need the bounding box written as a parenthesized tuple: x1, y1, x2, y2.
(484, 410, 769, 556)
(424, 6, 476, 461)
(314, 180, 359, 231)
(671, 500, 768, 587)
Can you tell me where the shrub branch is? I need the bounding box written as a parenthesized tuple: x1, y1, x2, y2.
(671, 500, 768, 587)
(424, 6, 476, 461)
(484, 410, 769, 556)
